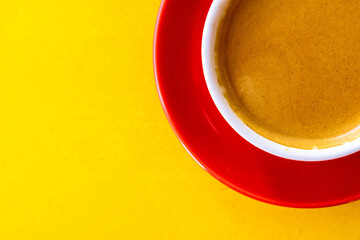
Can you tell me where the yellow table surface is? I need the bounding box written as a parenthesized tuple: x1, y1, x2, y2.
(0, 0, 359, 239)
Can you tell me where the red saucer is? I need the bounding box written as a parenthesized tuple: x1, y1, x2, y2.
(153, 0, 360, 208)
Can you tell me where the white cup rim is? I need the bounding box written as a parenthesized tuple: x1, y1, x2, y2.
(201, 0, 360, 161)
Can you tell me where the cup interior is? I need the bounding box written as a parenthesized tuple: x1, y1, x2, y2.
(201, 0, 360, 161)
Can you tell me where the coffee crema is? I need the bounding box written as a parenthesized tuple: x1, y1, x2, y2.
(216, 0, 360, 149)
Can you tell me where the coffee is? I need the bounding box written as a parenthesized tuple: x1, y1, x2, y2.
(215, 0, 360, 149)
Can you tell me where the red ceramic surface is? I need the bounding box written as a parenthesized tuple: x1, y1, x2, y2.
(153, 0, 360, 208)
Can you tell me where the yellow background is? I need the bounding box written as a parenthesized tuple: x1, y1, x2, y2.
(0, 0, 359, 239)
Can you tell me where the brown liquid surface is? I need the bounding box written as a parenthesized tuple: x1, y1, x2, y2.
(216, 0, 360, 149)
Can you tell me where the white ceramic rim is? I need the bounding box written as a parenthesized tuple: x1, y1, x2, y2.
(201, 0, 360, 161)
